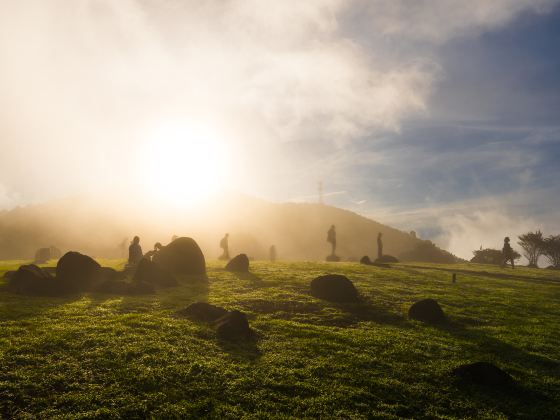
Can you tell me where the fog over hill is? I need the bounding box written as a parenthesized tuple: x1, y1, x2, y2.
(0, 193, 458, 262)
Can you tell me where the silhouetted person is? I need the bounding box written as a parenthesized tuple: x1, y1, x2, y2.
(501, 237, 515, 269)
(220, 233, 230, 260)
(270, 245, 277, 262)
(327, 225, 337, 256)
(128, 236, 143, 266)
(377, 232, 383, 259)
(144, 242, 163, 260)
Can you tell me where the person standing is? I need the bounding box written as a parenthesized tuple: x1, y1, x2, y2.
(327, 225, 337, 256)
(377, 232, 383, 259)
(220, 233, 230, 260)
(128, 236, 143, 266)
(501, 237, 515, 269)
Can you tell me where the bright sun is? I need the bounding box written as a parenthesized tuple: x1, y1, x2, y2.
(141, 121, 228, 206)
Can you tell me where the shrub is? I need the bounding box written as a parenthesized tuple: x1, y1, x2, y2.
(471, 248, 521, 265)
(517, 231, 544, 267)
(541, 235, 560, 269)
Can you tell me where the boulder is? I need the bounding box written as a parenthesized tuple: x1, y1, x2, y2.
(178, 302, 228, 322)
(6, 264, 56, 295)
(360, 255, 372, 265)
(153, 237, 206, 276)
(374, 255, 399, 264)
(225, 254, 249, 272)
(134, 258, 177, 287)
(56, 251, 102, 292)
(326, 255, 341, 262)
(310, 274, 358, 302)
(215, 310, 254, 341)
(452, 362, 516, 389)
(34, 248, 51, 264)
(408, 298, 445, 323)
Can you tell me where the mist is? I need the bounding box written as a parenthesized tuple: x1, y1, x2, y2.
(1, 0, 559, 260)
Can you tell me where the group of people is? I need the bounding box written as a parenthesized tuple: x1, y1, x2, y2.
(327, 226, 517, 269)
(126, 236, 163, 268)
(127, 233, 277, 267)
(326, 225, 384, 259)
(127, 229, 517, 268)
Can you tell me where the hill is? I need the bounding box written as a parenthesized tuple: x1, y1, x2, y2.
(0, 260, 558, 418)
(0, 194, 458, 262)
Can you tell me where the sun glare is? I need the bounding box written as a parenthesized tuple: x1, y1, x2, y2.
(141, 121, 228, 206)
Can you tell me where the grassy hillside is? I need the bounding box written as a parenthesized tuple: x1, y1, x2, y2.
(0, 195, 455, 262)
(1, 260, 559, 418)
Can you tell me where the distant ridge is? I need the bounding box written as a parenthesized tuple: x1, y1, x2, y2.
(0, 194, 459, 263)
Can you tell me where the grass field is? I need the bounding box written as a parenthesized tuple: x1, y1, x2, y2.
(0, 259, 559, 419)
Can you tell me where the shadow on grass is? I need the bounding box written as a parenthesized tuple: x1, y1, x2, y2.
(451, 375, 551, 419)
(233, 271, 264, 286)
(217, 336, 261, 361)
(0, 291, 83, 321)
(437, 319, 558, 368)
(328, 298, 405, 327)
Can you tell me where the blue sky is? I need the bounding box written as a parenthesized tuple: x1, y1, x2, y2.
(264, 3, 560, 257)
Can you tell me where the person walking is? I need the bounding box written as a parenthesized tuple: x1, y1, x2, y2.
(501, 237, 515, 269)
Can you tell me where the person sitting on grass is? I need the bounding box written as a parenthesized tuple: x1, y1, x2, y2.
(144, 242, 163, 261)
(128, 236, 143, 266)
(501, 237, 515, 269)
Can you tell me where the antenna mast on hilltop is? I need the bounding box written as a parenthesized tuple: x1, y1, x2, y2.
(318, 181, 324, 204)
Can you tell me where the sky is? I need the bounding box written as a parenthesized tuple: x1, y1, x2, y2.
(0, 0, 559, 259)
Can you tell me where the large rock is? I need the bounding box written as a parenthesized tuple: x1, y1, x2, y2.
(360, 255, 372, 265)
(310, 274, 358, 302)
(178, 302, 228, 322)
(225, 254, 249, 272)
(215, 310, 254, 341)
(153, 237, 206, 276)
(452, 362, 516, 389)
(34, 248, 51, 264)
(6, 264, 56, 295)
(408, 298, 445, 323)
(134, 258, 177, 287)
(56, 251, 102, 292)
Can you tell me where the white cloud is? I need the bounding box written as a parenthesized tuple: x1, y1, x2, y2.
(0, 0, 558, 207)
(372, 188, 560, 260)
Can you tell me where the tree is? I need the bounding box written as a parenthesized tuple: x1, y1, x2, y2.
(517, 230, 544, 267)
(471, 248, 521, 265)
(541, 235, 560, 269)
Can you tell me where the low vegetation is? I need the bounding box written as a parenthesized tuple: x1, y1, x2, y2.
(0, 259, 559, 418)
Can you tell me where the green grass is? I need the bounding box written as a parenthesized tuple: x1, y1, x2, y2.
(0, 260, 559, 419)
